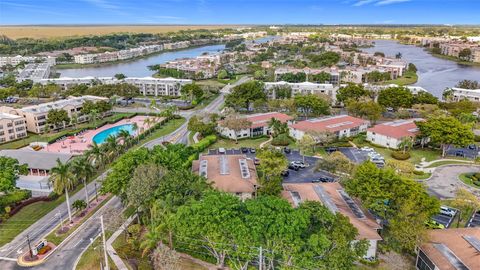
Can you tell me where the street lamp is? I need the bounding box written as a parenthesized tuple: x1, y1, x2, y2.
(94, 182, 98, 202)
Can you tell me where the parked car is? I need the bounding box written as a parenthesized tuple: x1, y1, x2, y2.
(250, 148, 256, 153)
(425, 219, 445, 229)
(440, 206, 456, 217)
(288, 164, 300, 171)
(254, 158, 260, 166)
(311, 178, 321, 183)
(241, 147, 248, 153)
(455, 150, 464, 157)
(281, 170, 290, 177)
(325, 147, 338, 153)
(284, 147, 291, 154)
(291, 161, 306, 168)
(318, 176, 334, 183)
(361, 146, 375, 152)
(468, 144, 477, 150)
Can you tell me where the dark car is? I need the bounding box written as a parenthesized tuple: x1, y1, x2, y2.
(318, 176, 334, 183)
(311, 178, 321, 183)
(288, 164, 300, 171)
(250, 148, 256, 153)
(281, 170, 290, 177)
(456, 150, 465, 157)
(468, 144, 477, 150)
(241, 147, 249, 153)
(325, 147, 338, 153)
(284, 147, 291, 154)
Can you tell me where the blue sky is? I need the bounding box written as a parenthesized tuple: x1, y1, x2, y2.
(0, 0, 479, 25)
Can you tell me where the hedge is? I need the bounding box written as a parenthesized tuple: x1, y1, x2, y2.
(191, 135, 217, 152)
(391, 151, 411, 160)
(0, 190, 31, 214)
(271, 133, 290, 146)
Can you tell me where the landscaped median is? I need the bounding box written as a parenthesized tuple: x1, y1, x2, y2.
(16, 194, 113, 266)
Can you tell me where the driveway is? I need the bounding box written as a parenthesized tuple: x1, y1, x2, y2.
(338, 147, 369, 164)
(422, 165, 480, 199)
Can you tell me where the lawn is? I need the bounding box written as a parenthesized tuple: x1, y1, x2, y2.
(112, 232, 152, 270)
(208, 136, 270, 150)
(135, 117, 186, 148)
(412, 172, 432, 180)
(383, 70, 418, 86)
(425, 160, 472, 168)
(0, 113, 135, 150)
(458, 173, 480, 189)
(76, 231, 118, 270)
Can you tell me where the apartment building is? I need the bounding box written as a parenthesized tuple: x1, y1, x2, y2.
(39, 76, 116, 90)
(17, 62, 52, 82)
(0, 55, 56, 67)
(1, 95, 108, 134)
(415, 228, 480, 270)
(289, 115, 369, 141)
(163, 41, 190, 50)
(367, 119, 424, 149)
(192, 154, 259, 200)
(264, 81, 339, 103)
(74, 45, 164, 64)
(123, 77, 192, 97)
(0, 112, 27, 143)
(448, 87, 480, 102)
(282, 183, 382, 259)
(218, 112, 293, 140)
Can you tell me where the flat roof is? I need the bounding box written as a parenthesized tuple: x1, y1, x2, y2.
(21, 95, 107, 114)
(420, 228, 480, 270)
(0, 150, 73, 170)
(290, 115, 369, 133)
(0, 112, 23, 120)
(282, 182, 382, 241)
(192, 154, 258, 194)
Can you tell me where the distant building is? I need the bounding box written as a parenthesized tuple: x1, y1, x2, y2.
(289, 115, 369, 141)
(367, 119, 424, 149)
(0, 55, 55, 67)
(449, 87, 480, 102)
(282, 183, 382, 259)
(264, 81, 338, 103)
(74, 45, 164, 64)
(192, 154, 258, 200)
(0, 112, 27, 143)
(218, 112, 293, 140)
(1, 95, 108, 133)
(415, 228, 480, 270)
(17, 62, 52, 82)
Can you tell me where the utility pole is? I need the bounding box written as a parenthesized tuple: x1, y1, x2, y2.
(56, 211, 63, 230)
(100, 215, 109, 270)
(258, 246, 263, 270)
(26, 234, 33, 258)
(94, 182, 98, 202)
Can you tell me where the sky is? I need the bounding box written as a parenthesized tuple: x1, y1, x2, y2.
(0, 0, 479, 25)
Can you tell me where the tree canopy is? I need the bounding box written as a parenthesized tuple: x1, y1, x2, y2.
(378, 86, 414, 110)
(225, 81, 266, 110)
(0, 157, 28, 193)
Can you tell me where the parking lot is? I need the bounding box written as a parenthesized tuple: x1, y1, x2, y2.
(431, 206, 458, 228)
(207, 148, 336, 183)
(445, 144, 478, 159)
(467, 210, 480, 228)
(338, 147, 369, 164)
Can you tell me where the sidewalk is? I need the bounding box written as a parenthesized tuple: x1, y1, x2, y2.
(106, 214, 137, 270)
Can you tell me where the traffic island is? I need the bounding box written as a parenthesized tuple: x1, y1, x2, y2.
(17, 241, 56, 267)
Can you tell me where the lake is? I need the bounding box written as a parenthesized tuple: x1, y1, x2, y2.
(362, 40, 480, 97)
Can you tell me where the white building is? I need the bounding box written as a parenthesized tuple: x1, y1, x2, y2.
(0, 55, 56, 67)
(448, 87, 480, 102)
(289, 115, 369, 141)
(17, 63, 52, 82)
(366, 119, 423, 149)
(218, 112, 293, 140)
(265, 81, 339, 103)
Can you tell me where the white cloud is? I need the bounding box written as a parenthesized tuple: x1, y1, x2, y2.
(352, 0, 411, 6)
(84, 0, 119, 10)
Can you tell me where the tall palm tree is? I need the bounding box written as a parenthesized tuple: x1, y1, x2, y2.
(50, 159, 75, 222)
(89, 109, 99, 127)
(117, 129, 132, 150)
(86, 142, 104, 168)
(104, 135, 119, 162)
(131, 122, 139, 141)
(140, 225, 162, 257)
(71, 157, 95, 208)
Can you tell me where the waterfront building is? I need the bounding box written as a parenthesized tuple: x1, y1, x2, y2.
(0, 112, 27, 143)
(17, 62, 52, 82)
(264, 81, 339, 103)
(449, 87, 480, 102)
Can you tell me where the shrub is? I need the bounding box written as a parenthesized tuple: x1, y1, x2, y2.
(413, 170, 424, 175)
(391, 151, 411, 160)
(473, 172, 480, 180)
(37, 245, 52, 255)
(0, 190, 31, 213)
(475, 135, 480, 142)
(271, 133, 290, 146)
(191, 135, 217, 152)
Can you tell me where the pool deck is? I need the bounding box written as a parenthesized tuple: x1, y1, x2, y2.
(40, 115, 160, 155)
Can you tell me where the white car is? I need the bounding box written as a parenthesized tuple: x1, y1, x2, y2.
(440, 206, 456, 217)
(361, 147, 375, 152)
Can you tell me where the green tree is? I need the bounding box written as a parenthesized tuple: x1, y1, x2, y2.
(181, 83, 203, 102)
(298, 134, 316, 163)
(456, 80, 479, 89)
(417, 115, 474, 157)
(47, 109, 70, 129)
(378, 86, 414, 110)
(217, 69, 229, 80)
(219, 112, 252, 143)
(413, 91, 438, 105)
(72, 199, 87, 211)
(336, 83, 370, 104)
(71, 156, 95, 208)
(50, 159, 75, 222)
(0, 157, 28, 192)
(346, 98, 384, 124)
(256, 149, 288, 195)
(114, 73, 126, 80)
(294, 94, 330, 118)
(309, 72, 331, 83)
(225, 80, 266, 110)
(127, 163, 166, 213)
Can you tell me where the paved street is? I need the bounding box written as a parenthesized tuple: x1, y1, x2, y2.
(421, 165, 480, 199)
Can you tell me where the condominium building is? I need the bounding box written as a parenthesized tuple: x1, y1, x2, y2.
(163, 41, 190, 50)
(74, 45, 164, 64)
(282, 183, 382, 259)
(192, 153, 259, 200)
(38, 76, 192, 97)
(0, 55, 56, 67)
(264, 81, 339, 103)
(17, 62, 52, 82)
(289, 115, 369, 141)
(448, 87, 480, 102)
(0, 112, 27, 143)
(367, 119, 424, 149)
(123, 77, 192, 97)
(0, 95, 108, 134)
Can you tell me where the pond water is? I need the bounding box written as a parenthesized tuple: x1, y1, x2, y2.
(362, 40, 480, 97)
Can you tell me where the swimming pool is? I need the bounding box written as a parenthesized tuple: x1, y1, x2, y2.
(92, 124, 134, 144)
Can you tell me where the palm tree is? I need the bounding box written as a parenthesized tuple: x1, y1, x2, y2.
(140, 225, 162, 257)
(104, 135, 119, 162)
(71, 157, 95, 208)
(86, 142, 104, 168)
(131, 122, 139, 142)
(50, 159, 75, 222)
(70, 113, 78, 129)
(398, 137, 414, 154)
(117, 129, 132, 150)
(89, 109, 99, 127)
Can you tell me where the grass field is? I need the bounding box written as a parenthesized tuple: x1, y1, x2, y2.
(424, 160, 473, 168)
(458, 173, 480, 189)
(0, 25, 240, 39)
(383, 70, 418, 85)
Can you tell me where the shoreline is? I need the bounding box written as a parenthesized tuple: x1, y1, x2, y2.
(54, 42, 226, 70)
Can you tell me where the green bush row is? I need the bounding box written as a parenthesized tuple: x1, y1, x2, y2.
(271, 133, 291, 146)
(0, 190, 31, 214)
(191, 135, 217, 152)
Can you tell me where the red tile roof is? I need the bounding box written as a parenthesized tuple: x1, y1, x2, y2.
(367, 118, 423, 139)
(245, 112, 293, 129)
(290, 115, 369, 133)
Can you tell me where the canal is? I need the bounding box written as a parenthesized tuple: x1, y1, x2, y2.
(362, 40, 480, 97)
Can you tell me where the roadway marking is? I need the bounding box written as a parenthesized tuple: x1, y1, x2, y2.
(0, 256, 17, 261)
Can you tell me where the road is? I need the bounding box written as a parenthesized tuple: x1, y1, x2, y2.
(0, 77, 249, 269)
(422, 165, 480, 199)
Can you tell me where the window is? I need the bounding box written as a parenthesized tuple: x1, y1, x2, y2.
(416, 250, 435, 270)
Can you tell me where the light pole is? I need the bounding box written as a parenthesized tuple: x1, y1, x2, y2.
(94, 182, 98, 202)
